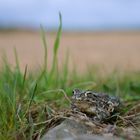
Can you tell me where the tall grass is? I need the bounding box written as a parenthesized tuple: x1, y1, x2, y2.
(0, 14, 140, 139)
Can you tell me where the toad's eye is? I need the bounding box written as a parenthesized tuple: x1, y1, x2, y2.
(72, 89, 81, 95)
(72, 90, 74, 94)
(72, 90, 76, 95)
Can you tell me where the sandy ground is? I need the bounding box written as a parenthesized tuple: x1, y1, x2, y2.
(0, 31, 140, 73)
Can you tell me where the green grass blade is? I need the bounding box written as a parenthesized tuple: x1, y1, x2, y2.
(22, 64, 28, 88)
(40, 25, 48, 72)
(50, 12, 62, 76)
(27, 83, 37, 113)
(14, 47, 20, 72)
(53, 12, 62, 56)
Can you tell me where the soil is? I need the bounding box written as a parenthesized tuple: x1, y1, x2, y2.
(0, 30, 140, 73)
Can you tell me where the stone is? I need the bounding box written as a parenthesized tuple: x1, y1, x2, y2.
(41, 119, 89, 140)
(41, 119, 120, 140)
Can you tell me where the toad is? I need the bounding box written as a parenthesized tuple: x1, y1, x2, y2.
(71, 89, 121, 122)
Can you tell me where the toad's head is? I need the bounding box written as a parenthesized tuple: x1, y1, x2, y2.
(72, 89, 84, 100)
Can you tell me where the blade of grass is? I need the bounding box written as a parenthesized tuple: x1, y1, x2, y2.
(25, 83, 37, 116)
(37, 25, 48, 83)
(22, 64, 28, 88)
(50, 12, 62, 77)
(40, 25, 48, 72)
(14, 47, 20, 72)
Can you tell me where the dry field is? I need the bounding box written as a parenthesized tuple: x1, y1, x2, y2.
(0, 30, 140, 73)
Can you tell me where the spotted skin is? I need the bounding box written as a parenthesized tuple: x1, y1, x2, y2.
(71, 89, 121, 122)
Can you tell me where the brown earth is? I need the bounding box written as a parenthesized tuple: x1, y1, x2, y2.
(0, 30, 140, 73)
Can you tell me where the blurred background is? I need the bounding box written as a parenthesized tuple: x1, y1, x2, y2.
(0, 0, 140, 73)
